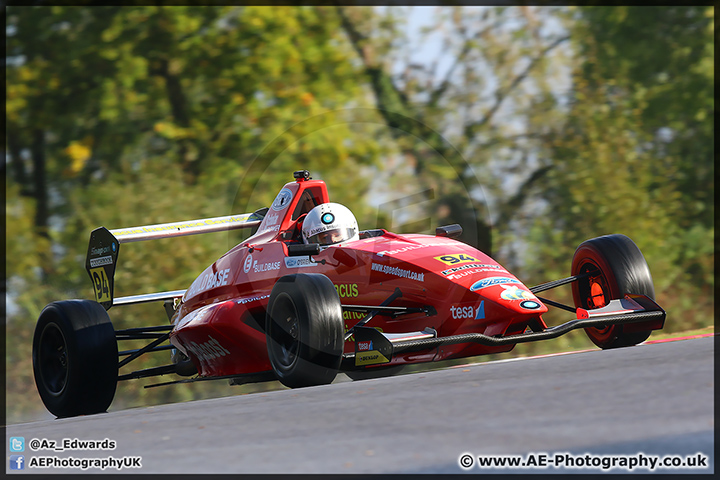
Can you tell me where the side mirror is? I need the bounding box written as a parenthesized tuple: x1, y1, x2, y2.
(435, 224, 463, 239)
(287, 243, 321, 257)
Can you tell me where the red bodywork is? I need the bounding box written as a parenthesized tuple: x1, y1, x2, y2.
(169, 176, 549, 377)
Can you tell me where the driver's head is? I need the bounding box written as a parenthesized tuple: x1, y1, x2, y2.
(302, 202, 359, 246)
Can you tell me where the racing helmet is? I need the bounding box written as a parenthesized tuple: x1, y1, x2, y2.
(302, 202, 359, 246)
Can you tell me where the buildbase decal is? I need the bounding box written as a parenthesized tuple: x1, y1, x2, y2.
(441, 263, 503, 276)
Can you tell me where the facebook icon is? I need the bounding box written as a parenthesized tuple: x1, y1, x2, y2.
(10, 455, 24, 470)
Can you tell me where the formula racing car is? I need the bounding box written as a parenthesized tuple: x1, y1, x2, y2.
(32, 170, 666, 417)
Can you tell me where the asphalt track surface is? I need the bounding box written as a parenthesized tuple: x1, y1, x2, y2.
(6, 336, 715, 474)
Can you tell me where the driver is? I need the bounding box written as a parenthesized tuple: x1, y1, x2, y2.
(301, 202, 359, 246)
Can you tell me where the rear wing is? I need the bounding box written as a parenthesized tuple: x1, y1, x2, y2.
(85, 212, 264, 310)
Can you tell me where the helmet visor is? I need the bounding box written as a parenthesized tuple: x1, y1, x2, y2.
(308, 227, 357, 245)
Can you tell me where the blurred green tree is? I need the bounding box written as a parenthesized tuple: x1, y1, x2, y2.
(579, 6, 714, 229)
(337, 6, 575, 255)
(575, 6, 714, 292)
(522, 6, 714, 338)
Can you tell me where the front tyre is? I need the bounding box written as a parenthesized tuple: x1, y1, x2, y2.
(571, 234, 655, 349)
(32, 300, 118, 417)
(266, 274, 344, 388)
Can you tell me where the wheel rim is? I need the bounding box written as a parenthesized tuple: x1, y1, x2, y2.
(578, 261, 614, 338)
(589, 281, 606, 308)
(588, 278, 611, 335)
(270, 294, 300, 371)
(38, 323, 69, 397)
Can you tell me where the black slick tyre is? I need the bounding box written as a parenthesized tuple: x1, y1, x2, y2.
(571, 234, 655, 349)
(266, 273, 344, 388)
(32, 300, 118, 417)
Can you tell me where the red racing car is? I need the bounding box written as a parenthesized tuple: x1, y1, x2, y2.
(32, 170, 666, 417)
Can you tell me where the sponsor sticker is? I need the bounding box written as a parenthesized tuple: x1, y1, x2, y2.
(343, 311, 365, 321)
(520, 300, 541, 310)
(271, 188, 293, 211)
(258, 212, 281, 234)
(470, 277, 521, 291)
(451, 305, 475, 320)
(371, 262, 425, 282)
(185, 335, 231, 363)
(89, 256, 113, 268)
(441, 262, 503, 276)
(357, 340, 373, 351)
(264, 212, 280, 226)
(306, 223, 336, 236)
(261, 225, 280, 233)
(376, 244, 424, 257)
(334, 283, 359, 298)
(447, 268, 505, 280)
(243, 254, 253, 273)
(112, 214, 253, 237)
(476, 301, 485, 319)
(450, 301, 485, 320)
(90, 246, 112, 257)
(253, 261, 281, 273)
(499, 285, 535, 301)
(235, 294, 270, 305)
(186, 268, 231, 298)
(284, 256, 316, 268)
(375, 242, 452, 257)
(174, 304, 213, 330)
(355, 350, 390, 366)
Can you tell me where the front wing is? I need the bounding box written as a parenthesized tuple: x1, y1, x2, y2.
(347, 294, 666, 366)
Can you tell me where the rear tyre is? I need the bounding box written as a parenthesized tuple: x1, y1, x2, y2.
(571, 234, 655, 349)
(266, 274, 344, 388)
(32, 300, 118, 417)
